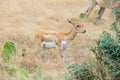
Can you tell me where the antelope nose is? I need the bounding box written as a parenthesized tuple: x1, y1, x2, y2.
(82, 30, 86, 33)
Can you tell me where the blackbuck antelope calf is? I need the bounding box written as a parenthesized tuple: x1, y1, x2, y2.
(35, 19, 86, 61)
(86, 0, 119, 21)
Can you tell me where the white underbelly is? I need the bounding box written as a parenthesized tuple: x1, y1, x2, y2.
(62, 41, 69, 45)
(42, 42, 57, 48)
(41, 41, 70, 49)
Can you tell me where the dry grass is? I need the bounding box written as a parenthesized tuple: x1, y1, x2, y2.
(0, 0, 115, 80)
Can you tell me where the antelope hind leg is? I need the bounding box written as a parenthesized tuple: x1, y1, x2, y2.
(97, 7, 105, 21)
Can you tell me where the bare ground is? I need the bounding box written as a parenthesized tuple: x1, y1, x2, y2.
(0, 0, 115, 80)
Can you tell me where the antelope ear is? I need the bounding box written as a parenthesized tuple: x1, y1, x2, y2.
(67, 19, 73, 24)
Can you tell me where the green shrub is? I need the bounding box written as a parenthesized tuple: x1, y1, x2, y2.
(111, 22, 120, 42)
(112, 9, 120, 21)
(93, 31, 120, 80)
(96, 31, 120, 63)
(1, 41, 17, 61)
(64, 63, 99, 80)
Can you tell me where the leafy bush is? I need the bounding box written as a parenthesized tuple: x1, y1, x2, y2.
(64, 63, 99, 80)
(112, 22, 120, 42)
(1, 41, 17, 61)
(93, 7, 120, 79)
(112, 9, 120, 21)
(96, 31, 120, 63)
(93, 31, 120, 80)
(111, 8, 120, 41)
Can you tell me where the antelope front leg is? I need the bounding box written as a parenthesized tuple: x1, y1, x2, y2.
(57, 46, 66, 62)
(86, 1, 96, 18)
(61, 48, 66, 62)
(61, 41, 69, 61)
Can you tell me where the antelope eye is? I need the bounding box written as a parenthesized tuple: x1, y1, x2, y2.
(76, 25, 80, 27)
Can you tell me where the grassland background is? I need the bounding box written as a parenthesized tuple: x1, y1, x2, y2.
(0, 0, 115, 80)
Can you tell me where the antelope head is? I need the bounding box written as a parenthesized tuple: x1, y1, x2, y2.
(67, 19, 86, 34)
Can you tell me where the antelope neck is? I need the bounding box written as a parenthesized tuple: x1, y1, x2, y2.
(65, 27, 78, 41)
